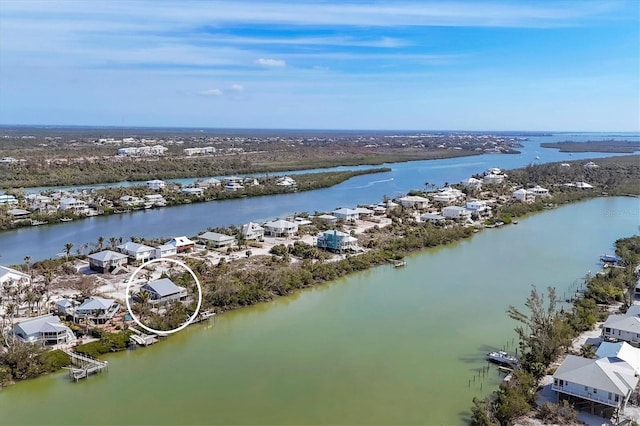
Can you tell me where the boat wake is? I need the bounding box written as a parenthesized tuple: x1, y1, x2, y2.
(346, 177, 394, 189)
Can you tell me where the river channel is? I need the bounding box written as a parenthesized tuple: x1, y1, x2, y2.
(0, 196, 638, 425)
(0, 132, 638, 265)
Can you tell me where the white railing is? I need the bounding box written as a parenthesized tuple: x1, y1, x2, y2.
(552, 385, 619, 407)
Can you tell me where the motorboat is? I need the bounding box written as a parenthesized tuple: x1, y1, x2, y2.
(486, 350, 518, 368)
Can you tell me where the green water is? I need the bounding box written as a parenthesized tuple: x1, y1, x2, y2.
(1, 197, 638, 425)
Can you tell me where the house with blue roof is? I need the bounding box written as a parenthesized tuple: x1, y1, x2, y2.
(317, 230, 358, 252)
(75, 298, 120, 324)
(141, 278, 188, 305)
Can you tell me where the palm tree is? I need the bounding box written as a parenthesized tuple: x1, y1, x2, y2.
(23, 256, 31, 274)
(108, 237, 117, 249)
(579, 344, 597, 359)
(97, 236, 104, 251)
(64, 242, 73, 260)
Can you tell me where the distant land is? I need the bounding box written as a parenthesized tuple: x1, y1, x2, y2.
(541, 140, 640, 153)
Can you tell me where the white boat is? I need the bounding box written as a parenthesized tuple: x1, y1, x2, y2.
(486, 350, 518, 368)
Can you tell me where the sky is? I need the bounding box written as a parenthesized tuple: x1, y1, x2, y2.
(0, 1, 638, 131)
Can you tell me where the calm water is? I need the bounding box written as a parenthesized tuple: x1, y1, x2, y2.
(0, 133, 638, 265)
(0, 197, 638, 425)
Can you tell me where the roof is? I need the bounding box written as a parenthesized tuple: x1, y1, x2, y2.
(333, 208, 359, 215)
(8, 208, 31, 216)
(142, 278, 185, 297)
(421, 213, 445, 220)
(604, 314, 640, 334)
(156, 243, 176, 251)
(398, 195, 429, 202)
(78, 298, 117, 311)
(56, 299, 73, 308)
(88, 250, 127, 262)
(0, 265, 30, 282)
(117, 242, 155, 253)
(264, 219, 297, 229)
(317, 214, 337, 220)
(14, 314, 70, 336)
(442, 206, 467, 212)
(199, 231, 235, 242)
(596, 342, 640, 374)
(554, 355, 638, 395)
(171, 236, 195, 246)
(625, 305, 640, 317)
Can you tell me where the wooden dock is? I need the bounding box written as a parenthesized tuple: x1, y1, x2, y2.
(193, 310, 216, 324)
(128, 327, 159, 347)
(63, 350, 108, 382)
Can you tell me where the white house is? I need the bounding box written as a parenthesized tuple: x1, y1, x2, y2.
(75, 298, 120, 324)
(421, 213, 446, 224)
(574, 181, 594, 189)
(0, 265, 31, 288)
(141, 278, 188, 305)
(529, 185, 550, 198)
(552, 354, 639, 414)
(88, 250, 128, 273)
(117, 241, 156, 263)
(602, 310, 640, 345)
(276, 176, 297, 187)
(199, 231, 236, 248)
(224, 181, 244, 192)
(196, 178, 221, 188)
(460, 177, 483, 190)
(155, 243, 177, 259)
(465, 199, 489, 213)
(584, 161, 600, 169)
(59, 197, 88, 213)
(317, 214, 338, 224)
(14, 314, 75, 345)
(332, 208, 360, 222)
(169, 236, 195, 253)
(398, 195, 429, 209)
(241, 222, 264, 241)
(144, 194, 166, 207)
(432, 187, 463, 204)
(146, 179, 166, 190)
(119, 195, 144, 207)
(263, 219, 298, 237)
(483, 173, 505, 184)
(595, 341, 640, 375)
(182, 187, 204, 196)
(513, 189, 535, 203)
(0, 194, 18, 205)
(442, 206, 472, 220)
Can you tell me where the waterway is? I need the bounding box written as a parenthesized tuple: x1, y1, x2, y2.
(0, 196, 638, 425)
(0, 132, 638, 265)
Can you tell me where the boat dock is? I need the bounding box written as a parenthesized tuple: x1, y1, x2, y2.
(63, 350, 108, 382)
(193, 310, 216, 324)
(128, 327, 159, 347)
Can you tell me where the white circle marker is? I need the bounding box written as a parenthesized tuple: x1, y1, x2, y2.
(125, 258, 202, 335)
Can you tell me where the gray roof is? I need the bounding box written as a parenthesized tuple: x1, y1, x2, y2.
(14, 314, 70, 336)
(78, 298, 116, 311)
(604, 314, 640, 334)
(625, 305, 640, 317)
(88, 250, 127, 262)
(199, 231, 235, 242)
(56, 299, 73, 308)
(554, 355, 638, 395)
(0, 265, 30, 282)
(142, 278, 185, 298)
(117, 242, 155, 253)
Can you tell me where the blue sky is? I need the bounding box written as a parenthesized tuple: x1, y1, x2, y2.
(0, 1, 638, 131)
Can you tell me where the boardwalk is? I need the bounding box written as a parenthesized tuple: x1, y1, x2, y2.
(63, 350, 108, 382)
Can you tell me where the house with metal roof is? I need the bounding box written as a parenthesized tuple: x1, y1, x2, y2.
(155, 243, 177, 259)
(88, 250, 128, 273)
(56, 298, 76, 316)
(241, 222, 264, 241)
(552, 354, 638, 414)
(317, 230, 358, 252)
(332, 208, 359, 222)
(0, 265, 31, 287)
(442, 206, 472, 220)
(75, 298, 120, 324)
(117, 241, 155, 263)
(141, 278, 188, 305)
(602, 309, 640, 345)
(169, 236, 195, 253)
(397, 195, 429, 210)
(14, 314, 75, 345)
(263, 219, 298, 237)
(199, 231, 236, 248)
(595, 341, 640, 375)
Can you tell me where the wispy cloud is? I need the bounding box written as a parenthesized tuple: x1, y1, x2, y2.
(230, 84, 244, 92)
(200, 88, 223, 96)
(255, 58, 286, 67)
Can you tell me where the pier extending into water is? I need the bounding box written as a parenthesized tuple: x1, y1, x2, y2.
(63, 350, 108, 382)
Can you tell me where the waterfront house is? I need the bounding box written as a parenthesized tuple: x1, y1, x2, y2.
(263, 219, 298, 237)
(224, 181, 245, 192)
(317, 230, 358, 252)
(14, 314, 75, 345)
(241, 222, 264, 241)
(529, 185, 550, 198)
(602, 310, 640, 345)
(196, 178, 221, 188)
(442, 206, 472, 220)
(144, 194, 167, 207)
(354, 207, 374, 219)
(513, 189, 535, 203)
(420, 213, 446, 224)
(75, 298, 120, 324)
(59, 197, 88, 213)
(317, 214, 338, 224)
(146, 179, 166, 190)
(552, 355, 638, 415)
(118, 195, 144, 207)
(8, 208, 31, 221)
(465, 199, 490, 213)
(398, 195, 429, 210)
(141, 278, 188, 305)
(169, 236, 195, 253)
(117, 241, 156, 263)
(88, 250, 128, 273)
(0, 194, 18, 205)
(333, 208, 359, 222)
(155, 243, 177, 258)
(182, 187, 204, 196)
(276, 176, 297, 187)
(199, 231, 236, 248)
(0, 265, 32, 288)
(574, 181, 594, 189)
(461, 177, 483, 190)
(483, 173, 505, 184)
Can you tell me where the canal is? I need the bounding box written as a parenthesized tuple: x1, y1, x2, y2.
(0, 196, 637, 425)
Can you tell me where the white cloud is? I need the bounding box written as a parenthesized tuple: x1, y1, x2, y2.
(200, 88, 223, 96)
(255, 58, 286, 67)
(230, 84, 244, 92)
